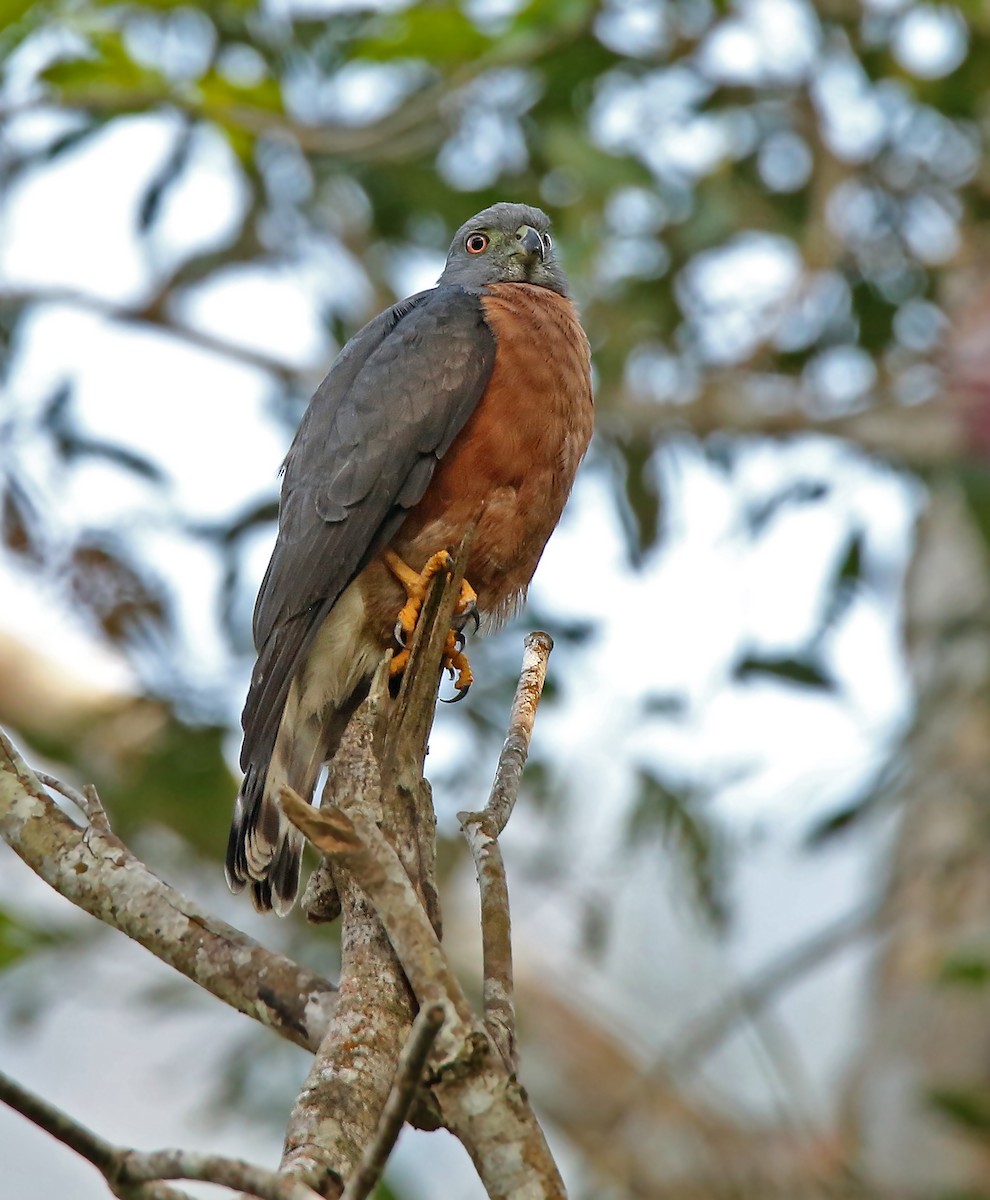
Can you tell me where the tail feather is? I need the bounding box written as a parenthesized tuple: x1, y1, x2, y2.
(225, 681, 370, 916)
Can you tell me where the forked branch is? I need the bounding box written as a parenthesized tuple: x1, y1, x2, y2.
(283, 574, 564, 1198)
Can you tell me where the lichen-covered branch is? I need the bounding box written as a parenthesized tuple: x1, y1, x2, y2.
(278, 684, 419, 1197)
(284, 793, 477, 1045)
(458, 632, 554, 1064)
(278, 549, 564, 1198)
(287, 788, 567, 1200)
(0, 1068, 321, 1200)
(0, 730, 337, 1052)
(280, 539, 483, 1195)
(340, 1004, 444, 1200)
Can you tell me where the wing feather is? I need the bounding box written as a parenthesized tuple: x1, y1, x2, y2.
(240, 285, 496, 775)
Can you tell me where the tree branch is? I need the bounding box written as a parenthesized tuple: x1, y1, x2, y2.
(1, 546, 564, 1198)
(468, 631, 555, 838)
(458, 631, 554, 1064)
(0, 286, 317, 385)
(283, 598, 565, 1199)
(277, 676, 419, 1197)
(0, 1068, 322, 1200)
(340, 1004, 444, 1200)
(0, 729, 337, 1053)
(34, 769, 112, 835)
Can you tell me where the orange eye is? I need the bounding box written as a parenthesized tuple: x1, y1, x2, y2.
(465, 233, 489, 254)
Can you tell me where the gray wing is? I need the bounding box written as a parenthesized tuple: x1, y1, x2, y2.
(240, 285, 496, 775)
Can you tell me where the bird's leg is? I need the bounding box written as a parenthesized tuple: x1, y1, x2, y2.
(441, 629, 474, 701)
(383, 549, 478, 695)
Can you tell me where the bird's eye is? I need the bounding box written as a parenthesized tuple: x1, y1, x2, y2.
(465, 233, 489, 255)
(544, 233, 552, 251)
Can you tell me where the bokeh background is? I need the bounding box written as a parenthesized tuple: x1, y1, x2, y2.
(2, 0, 990, 1196)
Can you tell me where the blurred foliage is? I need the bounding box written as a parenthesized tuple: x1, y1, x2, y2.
(2, 1, 990, 1182)
(928, 1086, 990, 1139)
(626, 766, 728, 925)
(0, 907, 71, 969)
(2, 0, 985, 930)
(3, 2, 990, 1196)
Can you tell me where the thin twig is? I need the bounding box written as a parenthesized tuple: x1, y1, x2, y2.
(118, 1150, 323, 1200)
(35, 770, 113, 834)
(0, 1069, 190, 1200)
(458, 632, 554, 1065)
(0, 1066, 323, 1199)
(471, 631, 554, 837)
(0, 1067, 121, 1176)
(340, 1005, 444, 1200)
(460, 822, 515, 1067)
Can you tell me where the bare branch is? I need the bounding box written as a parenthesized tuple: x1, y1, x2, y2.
(0, 729, 337, 1053)
(284, 790, 475, 1045)
(119, 1150, 322, 1200)
(280, 553, 485, 1196)
(0, 1068, 326, 1199)
(287, 775, 567, 1200)
(459, 823, 515, 1066)
(340, 1004, 444, 1200)
(458, 632, 554, 1065)
(282, 566, 566, 1198)
(279, 674, 417, 1197)
(0, 286, 316, 385)
(466, 630, 554, 838)
(35, 770, 113, 835)
(0, 1067, 126, 1181)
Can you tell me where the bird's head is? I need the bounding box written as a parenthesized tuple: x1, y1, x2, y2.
(439, 202, 568, 296)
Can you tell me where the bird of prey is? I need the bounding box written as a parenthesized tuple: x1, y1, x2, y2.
(226, 202, 594, 915)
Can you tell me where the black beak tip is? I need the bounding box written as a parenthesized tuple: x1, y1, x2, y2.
(517, 226, 545, 260)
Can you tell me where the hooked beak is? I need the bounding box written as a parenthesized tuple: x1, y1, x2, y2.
(514, 225, 545, 261)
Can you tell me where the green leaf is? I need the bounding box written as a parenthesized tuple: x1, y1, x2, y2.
(929, 1087, 990, 1138)
(0, 908, 68, 970)
(734, 655, 833, 690)
(0, 0, 37, 34)
(626, 770, 727, 927)
(358, 5, 493, 66)
(198, 70, 283, 117)
(42, 31, 169, 100)
(939, 955, 990, 988)
(956, 466, 990, 554)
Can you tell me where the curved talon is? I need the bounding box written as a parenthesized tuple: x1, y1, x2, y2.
(454, 598, 480, 635)
(383, 549, 478, 698)
(441, 682, 471, 704)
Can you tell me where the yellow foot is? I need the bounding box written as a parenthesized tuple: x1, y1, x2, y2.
(383, 549, 478, 698)
(441, 630, 474, 703)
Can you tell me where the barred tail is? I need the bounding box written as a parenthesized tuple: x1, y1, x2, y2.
(226, 682, 369, 916)
(225, 752, 313, 917)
